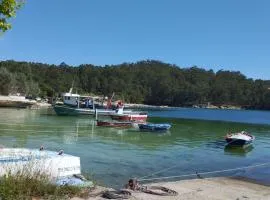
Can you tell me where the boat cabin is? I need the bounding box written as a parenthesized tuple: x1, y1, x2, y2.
(61, 88, 95, 108)
(62, 92, 80, 107)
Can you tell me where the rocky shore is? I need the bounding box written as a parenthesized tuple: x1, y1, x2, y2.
(0, 95, 51, 109)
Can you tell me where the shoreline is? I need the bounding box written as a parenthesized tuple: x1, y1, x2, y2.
(0, 95, 268, 111)
(72, 177, 270, 200)
(0, 95, 51, 109)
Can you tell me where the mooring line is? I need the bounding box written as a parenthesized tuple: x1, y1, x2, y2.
(138, 161, 270, 182)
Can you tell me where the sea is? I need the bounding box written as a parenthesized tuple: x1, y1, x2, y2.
(0, 107, 270, 188)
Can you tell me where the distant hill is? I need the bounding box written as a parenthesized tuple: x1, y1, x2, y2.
(0, 60, 269, 109)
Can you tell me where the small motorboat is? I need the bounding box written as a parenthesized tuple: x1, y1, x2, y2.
(138, 123, 171, 132)
(96, 120, 132, 128)
(225, 131, 255, 146)
(110, 113, 148, 122)
(109, 107, 148, 122)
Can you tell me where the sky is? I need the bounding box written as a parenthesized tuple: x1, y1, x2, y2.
(0, 0, 269, 80)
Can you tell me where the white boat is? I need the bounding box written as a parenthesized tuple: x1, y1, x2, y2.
(109, 107, 148, 122)
(0, 148, 80, 178)
(225, 131, 255, 146)
(53, 88, 134, 116)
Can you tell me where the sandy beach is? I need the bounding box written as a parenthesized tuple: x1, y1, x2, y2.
(71, 177, 270, 200)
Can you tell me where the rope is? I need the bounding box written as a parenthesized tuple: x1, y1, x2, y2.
(141, 186, 178, 196)
(125, 179, 178, 197)
(138, 163, 184, 180)
(138, 134, 255, 181)
(102, 190, 131, 199)
(137, 145, 205, 180)
(138, 161, 270, 182)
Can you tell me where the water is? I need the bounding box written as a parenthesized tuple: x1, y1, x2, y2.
(0, 107, 270, 188)
(150, 107, 270, 125)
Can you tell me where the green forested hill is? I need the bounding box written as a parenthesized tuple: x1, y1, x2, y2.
(0, 60, 270, 109)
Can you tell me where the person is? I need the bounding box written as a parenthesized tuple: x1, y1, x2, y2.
(89, 98, 93, 108)
(125, 179, 138, 190)
(117, 100, 123, 108)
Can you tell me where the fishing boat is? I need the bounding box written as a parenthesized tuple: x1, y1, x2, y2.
(96, 120, 133, 128)
(53, 88, 96, 116)
(53, 88, 133, 116)
(138, 123, 171, 132)
(225, 131, 255, 146)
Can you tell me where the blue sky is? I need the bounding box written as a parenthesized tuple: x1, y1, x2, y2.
(0, 0, 269, 79)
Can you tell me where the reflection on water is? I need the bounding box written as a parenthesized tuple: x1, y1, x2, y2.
(0, 108, 270, 187)
(224, 145, 254, 157)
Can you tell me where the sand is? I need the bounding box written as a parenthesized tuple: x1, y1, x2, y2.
(71, 177, 270, 200)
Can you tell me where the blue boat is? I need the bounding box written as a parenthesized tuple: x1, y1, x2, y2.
(138, 123, 171, 132)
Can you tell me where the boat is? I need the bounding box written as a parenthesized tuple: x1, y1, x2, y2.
(0, 148, 81, 178)
(108, 105, 148, 122)
(138, 123, 171, 132)
(225, 131, 255, 146)
(53, 88, 133, 116)
(53, 88, 96, 116)
(111, 113, 148, 122)
(0, 148, 93, 187)
(96, 120, 133, 128)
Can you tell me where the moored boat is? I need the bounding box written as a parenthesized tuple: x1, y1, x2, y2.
(110, 106, 148, 122)
(138, 123, 171, 132)
(225, 131, 255, 146)
(111, 113, 148, 122)
(53, 104, 96, 116)
(53, 88, 97, 116)
(53, 88, 134, 116)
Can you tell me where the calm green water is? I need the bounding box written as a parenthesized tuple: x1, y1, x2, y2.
(0, 108, 270, 187)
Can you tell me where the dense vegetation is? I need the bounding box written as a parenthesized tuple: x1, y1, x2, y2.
(0, 60, 270, 109)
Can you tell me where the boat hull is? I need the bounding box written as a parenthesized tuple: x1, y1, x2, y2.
(0, 148, 81, 178)
(53, 104, 95, 116)
(225, 138, 253, 146)
(111, 114, 147, 122)
(96, 120, 132, 128)
(53, 104, 135, 117)
(138, 123, 171, 132)
(225, 131, 254, 146)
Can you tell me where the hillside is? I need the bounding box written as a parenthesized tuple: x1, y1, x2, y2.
(0, 60, 270, 109)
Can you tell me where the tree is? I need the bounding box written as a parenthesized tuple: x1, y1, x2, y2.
(1, 59, 270, 109)
(0, 0, 23, 33)
(0, 67, 12, 94)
